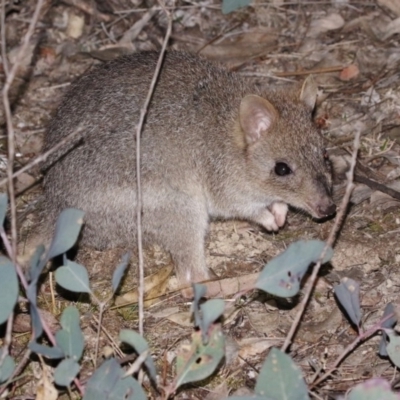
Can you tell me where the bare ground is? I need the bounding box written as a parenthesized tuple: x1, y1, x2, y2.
(2, 0, 400, 398)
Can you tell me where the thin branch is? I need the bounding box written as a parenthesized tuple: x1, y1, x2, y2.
(0, 127, 84, 189)
(1, 0, 45, 261)
(135, 0, 174, 336)
(281, 130, 360, 352)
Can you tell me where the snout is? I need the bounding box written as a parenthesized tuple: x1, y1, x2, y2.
(316, 201, 336, 218)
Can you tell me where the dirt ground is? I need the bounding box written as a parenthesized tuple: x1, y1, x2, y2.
(2, 0, 400, 399)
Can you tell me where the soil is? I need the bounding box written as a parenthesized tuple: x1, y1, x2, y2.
(2, 0, 400, 398)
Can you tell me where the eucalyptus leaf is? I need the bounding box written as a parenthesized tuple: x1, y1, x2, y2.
(0, 193, 7, 227)
(55, 306, 84, 360)
(29, 244, 46, 282)
(29, 342, 64, 359)
(256, 240, 333, 298)
(200, 299, 224, 340)
(379, 303, 397, 357)
(83, 358, 146, 400)
(348, 378, 400, 400)
(119, 329, 156, 382)
(46, 208, 85, 261)
(0, 349, 15, 384)
(386, 332, 400, 369)
(54, 358, 80, 387)
(255, 348, 309, 400)
(112, 253, 130, 293)
(191, 283, 207, 328)
(55, 260, 91, 294)
(222, 0, 251, 14)
(175, 325, 224, 388)
(0, 257, 19, 325)
(334, 278, 361, 329)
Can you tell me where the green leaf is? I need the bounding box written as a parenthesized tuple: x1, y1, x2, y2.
(334, 278, 361, 328)
(256, 240, 333, 298)
(47, 208, 85, 261)
(348, 378, 400, 400)
(0, 349, 15, 384)
(83, 358, 147, 400)
(255, 348, 309, 400)
(112, 253, 130, 293)
(386, 332, 400, 369)
(379, 303, 397, 357)
(200, 299, 224, 337)
(55, 260, 91, 294)
(54, 358, 80, 387)
(28, 342, 64, 359)
(222, 0, 251, 14)
(55, 306, 84, 360)
(119, 329, 156, 382)
(0, 257, 19, 325)
(29, 244, 46, 282)
(192, 283, 207, 328)
(175, 325, 225, 388)
(0, 193, 7, 227)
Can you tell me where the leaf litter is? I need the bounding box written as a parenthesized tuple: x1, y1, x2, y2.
(2, 0, 400, 398)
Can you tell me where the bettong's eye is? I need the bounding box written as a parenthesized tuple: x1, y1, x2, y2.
(274, 162, 292, 176)
(323, 150, 329, 160)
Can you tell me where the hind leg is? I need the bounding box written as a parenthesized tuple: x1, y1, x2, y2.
(143, 197, 210, 285)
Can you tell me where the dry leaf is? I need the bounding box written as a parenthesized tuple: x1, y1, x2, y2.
(66, 13, 85, 39)
(382, 17, 400, 40)
(339, 64, 360, 81)
(308, 13, 345, 37)
(378, 0, 400, 16)
(115, 265, 173, 307)
(237, 337, 282, 359)
(166, 311, 192, 327)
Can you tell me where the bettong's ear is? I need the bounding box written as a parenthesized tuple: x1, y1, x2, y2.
(239, 95, 278, 145)
(300, 75, 318, 111)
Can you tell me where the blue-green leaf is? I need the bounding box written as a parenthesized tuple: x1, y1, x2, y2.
(29, 342, 64, 359)
(0, 257, 19, 325)
(200, 299, 224, 339)
(46, 208, 84, 261)
(55, 306, 84, 360)
(0, 349, 15, 384)
(119, 329, 156, 382)
(348, 378, 400, 400)
(83, 358, 146, 400)
(191, 283, 207, 328)
(222, 0, 251, 14)
(255, 348, 309, 400)
(175, 325, 224, 388)
(0, 194, 8, 227)
(55, 260, 91, 294)
(256, 240, 333, 298)
(112, 253, 130, 293)
(334, 278, 361, 328)
(54, 358, 80, 387)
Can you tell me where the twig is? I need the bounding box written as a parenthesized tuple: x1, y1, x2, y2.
(1, 0, 8, 76)
(354, 174, 400, 201)
(0, 127, 83, 188)
(119, 7, 157, 44)
(61, 0, 111, 22)
(281, 131, 360, 352)
(275, 65, 346, 77)
(135, 0, 173, 336)
(310, 313, 395, 388)
(1, 0, 45, 261)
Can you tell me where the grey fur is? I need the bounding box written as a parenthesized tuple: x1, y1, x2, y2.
(41, 51, 335, 284)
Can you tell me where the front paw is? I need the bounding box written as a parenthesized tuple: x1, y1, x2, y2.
(269, 202, 288, 228)
(256, 208, 280, 231)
